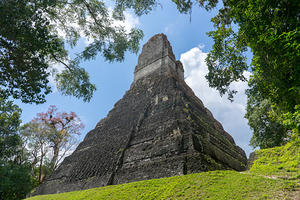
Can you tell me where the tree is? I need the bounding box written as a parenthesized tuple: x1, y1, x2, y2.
(281, 105, 300, 137)
(245, 97, 286, 149)
(0, 163, 34, 200)
(205, 0, 299, 146)
(35, 105, 84, 170)
(0, 98, 34, 200)
(0, 0, 143, 104)
(245, 77, 298, 148)
(21, 105, 84, 183)
(20, 121, 51, 184)
(205, 0, 299, 110)
(0, 98, 22, 162)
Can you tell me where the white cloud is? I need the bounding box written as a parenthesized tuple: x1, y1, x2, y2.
(47, 62, 66, 92)
(180, 47, 253, 156)
(112, 11, 140, 32)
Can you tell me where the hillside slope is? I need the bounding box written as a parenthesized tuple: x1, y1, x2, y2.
(27, 140, 299, 200)
(249, 139, 299, 180)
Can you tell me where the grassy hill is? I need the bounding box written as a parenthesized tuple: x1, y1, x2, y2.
(27, 140, 299, 200)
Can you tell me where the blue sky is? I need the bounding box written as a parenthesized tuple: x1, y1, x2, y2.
(17, 2, 254, 156)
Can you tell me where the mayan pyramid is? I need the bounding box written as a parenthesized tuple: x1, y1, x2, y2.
(34, 34, 247, 195)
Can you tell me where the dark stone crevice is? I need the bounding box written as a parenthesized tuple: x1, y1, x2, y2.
(108, 104, 151, 185)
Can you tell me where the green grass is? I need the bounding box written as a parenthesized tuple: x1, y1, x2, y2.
(27, 141, 299, 200)
(250, 139, 300, 180)
(26, 171, 295, 200)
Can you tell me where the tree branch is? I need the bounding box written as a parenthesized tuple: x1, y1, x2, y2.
(82, 0, 105, 29)
(50, 53, 73, 72)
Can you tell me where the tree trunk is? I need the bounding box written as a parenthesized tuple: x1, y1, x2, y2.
(51, 144, 59, 170)
(39, 153, 43, 184)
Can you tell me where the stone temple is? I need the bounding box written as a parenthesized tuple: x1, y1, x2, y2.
(34, 34, 247, 195)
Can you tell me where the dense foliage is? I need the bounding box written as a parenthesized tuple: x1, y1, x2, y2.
(0, 163, 34, 200)
(0, 98, 22, 161)
(0, 99, 34, 200)
(205, 0, 300, 106)
(281, 105, 300, 137)
(0, 0, 143, 104)
(203, 0, 300, 147)
(0, 103, 83, 199)
(245, 98, 286, 148)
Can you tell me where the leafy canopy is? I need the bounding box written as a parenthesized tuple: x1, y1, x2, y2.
(204, 0, 300, 109)
(0, 0, 143, 104)
(0, 163, 34, 200)
(245, 97, 286, 149)
(0, 98, 22, 162)
(0, 98, 35, 200)
(204, 0, 299, 146)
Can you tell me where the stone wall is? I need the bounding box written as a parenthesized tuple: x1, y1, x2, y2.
(134, 34, 184, 82)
